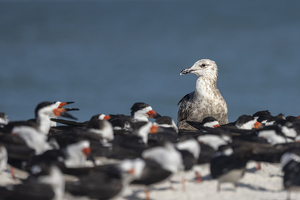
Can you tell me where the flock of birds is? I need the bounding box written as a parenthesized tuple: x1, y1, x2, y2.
(0, 101, 300, 200)
(0, 59, 300, 200)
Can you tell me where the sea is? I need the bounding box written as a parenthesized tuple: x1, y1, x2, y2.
(1, 0, 300, 124)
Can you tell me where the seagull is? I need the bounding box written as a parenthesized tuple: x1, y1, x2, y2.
(177, 59, 228, 130)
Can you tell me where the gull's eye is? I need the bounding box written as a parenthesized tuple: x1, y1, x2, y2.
(200, 64, 206, 68)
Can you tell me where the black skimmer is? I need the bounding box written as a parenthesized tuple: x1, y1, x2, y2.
(129, 121, 159, 145)
(64, 158, 140, 200)
(50, 117, 113, 142)
(63, 140, 92, 168)
(1, 101, 77, 135)
(48, 119, 115, 163)
(0, 123, 54, 176)
(212, 115, 262, 131)
(257, 125, 295, 145)
(0, 145, 19, 185)
(253, 110, 273, 124)
(107, 102, 161, 131)
(148, 116, 178, 144)
(51, 102, 160, 132)
(195, 131, 232, 182)
(281, 148, 300, 200)
(0, 145, 7, 174)
(131, 142, 184, 200)
(50, 113, 111, 130)
(176, 137, 201, 171)
(231, 139, 291, 170)
(201, 117, 221, 128)
(230, 120, 299, 171)
(32, 101, 77, 135)
(0, 131, 35, 164)
(210, 145, 248, 191)
(197, 132, 232, 152)
(285, 116, 300, 124)
(187, 115, 262, 139)
(11, 125, 52, 155)
(0, 112, 9, 128)
(184, 117, 221, 130)
(79, 119, 114, 160)
(130, 102, 161, 122)
(253, 110, 285, 126)
(233, 115, 263, 130)
(86, 118, 114, 143)
(247, 123, 300, 171)
(107, 114, 132, 131)
(107, 122, 159, 160)
(0, 164, 65, 200)
(175, 137, 201, 191)
(153, 116, 178, 133)
(177, 59, 228, 130)
(276, 119, 300, 139)
(22, 140, 94, 176)
(49, 101, 79, 127)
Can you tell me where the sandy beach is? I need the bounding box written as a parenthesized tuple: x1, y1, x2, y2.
(1, 158, 299, 200)
(116, 162, 299, 200)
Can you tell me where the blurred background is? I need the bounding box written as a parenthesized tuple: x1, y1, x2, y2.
(1, 0, 300, 123)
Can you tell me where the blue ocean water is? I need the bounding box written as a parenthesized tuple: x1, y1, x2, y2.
(1, 1, 300, 123)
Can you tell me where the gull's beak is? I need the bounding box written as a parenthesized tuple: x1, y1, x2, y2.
(180, 68, 193, 75)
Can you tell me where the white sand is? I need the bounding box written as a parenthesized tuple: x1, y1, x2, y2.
(116, 161, 300, 200)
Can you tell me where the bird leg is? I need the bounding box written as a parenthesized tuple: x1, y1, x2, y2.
(145, 188, 150, 200)
(234, 183, 238, 191)
(256, 162, 261, 170)
(286, 192, 291, 200)
(182, 176, 186, 192)
(169, 179, 175, 191)
(195, 171, 202, 183)
(10, 166, 17, 181)
(217, 182, 221, 192)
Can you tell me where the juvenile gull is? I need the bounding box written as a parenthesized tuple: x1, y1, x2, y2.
(177, 59, 228, 130)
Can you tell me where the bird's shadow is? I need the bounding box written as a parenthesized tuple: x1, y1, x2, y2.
(123, 186, 173, 200)
(246, 167, 258, 173)
(220, 187, 236, 192)
(123, 189, 144, 200)
(170, 180, 181, 184)
(237, 182, 283, 192)
(246, 167, 283, 178)
(269, 174, 283, 178)
(152, 187, 175, 192)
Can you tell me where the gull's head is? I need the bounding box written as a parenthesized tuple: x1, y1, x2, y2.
(180, 59, 218, 78)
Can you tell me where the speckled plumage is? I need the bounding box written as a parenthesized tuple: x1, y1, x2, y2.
(177, 59, 228, 130)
